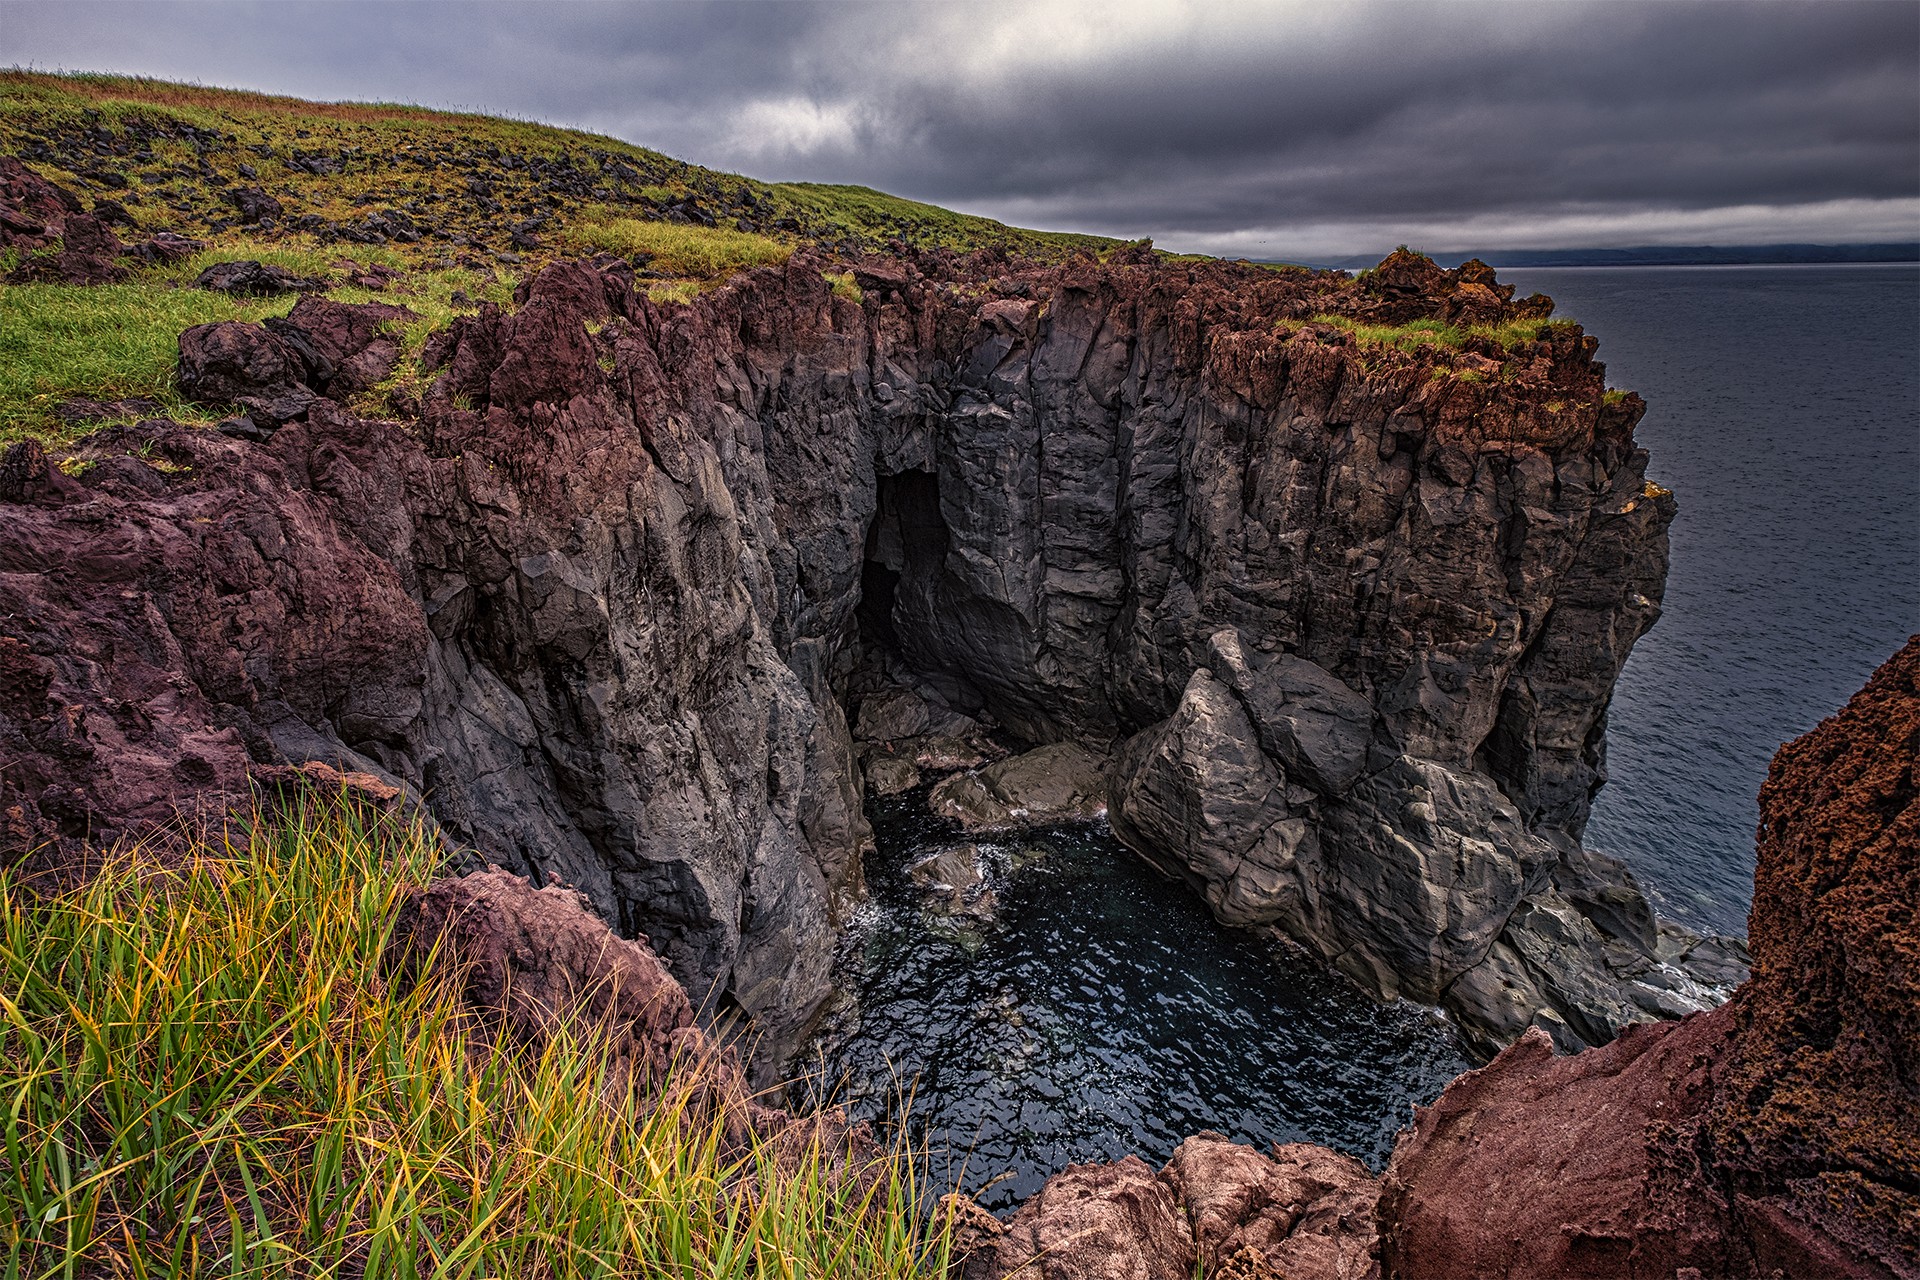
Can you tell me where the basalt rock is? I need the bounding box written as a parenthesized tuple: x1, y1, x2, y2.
(4, 248, 1702, 1067)
(929, 742, 1108, 831)
(969, 641, 1916, 1278)
(193, 259, 325, 295)
(0, 156, 126, 283)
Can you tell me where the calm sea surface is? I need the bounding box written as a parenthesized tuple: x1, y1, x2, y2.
(1504, 265, 1920, 937)
(801, 263, 1919, 1205)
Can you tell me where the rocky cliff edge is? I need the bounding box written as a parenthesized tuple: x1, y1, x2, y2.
(3, 152, 1733, 1063)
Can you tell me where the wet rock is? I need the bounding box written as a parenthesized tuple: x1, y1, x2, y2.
(864, 755, 920, 795)
(909, 844, 995, 919)
(930, 743, 1107, 831)
(194, 259, 324, 295)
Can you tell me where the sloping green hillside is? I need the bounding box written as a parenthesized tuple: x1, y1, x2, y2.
(0, 71, 1115, 267)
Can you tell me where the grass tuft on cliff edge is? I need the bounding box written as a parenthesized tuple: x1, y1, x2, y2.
(0, 800, 954, 1278)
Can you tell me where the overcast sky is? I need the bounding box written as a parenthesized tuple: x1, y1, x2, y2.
(4, 0, 1917, 259)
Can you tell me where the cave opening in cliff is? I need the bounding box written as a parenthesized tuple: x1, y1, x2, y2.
(855, 469, 957, 690)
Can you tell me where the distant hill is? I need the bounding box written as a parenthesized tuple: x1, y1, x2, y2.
(0, 70, 1119, 263)
(1314, 244, 1919, 271)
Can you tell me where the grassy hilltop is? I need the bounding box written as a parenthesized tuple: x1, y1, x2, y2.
(0, 70, 1118, 445)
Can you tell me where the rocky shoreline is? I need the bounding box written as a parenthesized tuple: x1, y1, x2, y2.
(2, 148, 1742, 1066)
(2, 148, 1912, 1274)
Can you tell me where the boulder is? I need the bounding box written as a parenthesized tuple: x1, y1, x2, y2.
(386, 867, 698, 1086)
(1106, 670, 1315, 927)
(909, 844, 996, 919)
(226, 185, 283, 224)
(954, 1156, 1195, 1280)
(1205, 629, 1372, 796)
(864, 755, 920, 796)
(176, 320, 308, 406)
(949, 1135, 1383, 1280)
(929, 742, 1107, 831)
(0, 157, 125, 283)
(194, 259, 324, 295)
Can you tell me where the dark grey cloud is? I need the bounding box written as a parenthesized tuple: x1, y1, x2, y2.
(4, 0, 1915, 257)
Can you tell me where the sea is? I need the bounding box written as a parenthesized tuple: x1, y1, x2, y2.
(800, 263, 1920, 1207)
(1505, 264, 1920, 938)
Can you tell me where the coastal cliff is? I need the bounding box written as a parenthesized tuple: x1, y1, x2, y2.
(1, 144, 1731, 1063)
(952, 638, 1918, 1278)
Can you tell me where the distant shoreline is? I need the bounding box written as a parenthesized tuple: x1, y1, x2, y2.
(1300, 244, 1919, 271)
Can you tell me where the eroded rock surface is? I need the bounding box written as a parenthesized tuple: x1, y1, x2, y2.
(948, 1134, 1381, 1280)
(2, 232, 1714, 1063)
(970, 640, 1917, 1279)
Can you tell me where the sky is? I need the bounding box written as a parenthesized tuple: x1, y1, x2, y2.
(4, 0, 1917, 260)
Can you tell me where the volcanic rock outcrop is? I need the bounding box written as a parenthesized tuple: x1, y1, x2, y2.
(1, 214, 1728, 1062)
(945, 638, 1919, 1279)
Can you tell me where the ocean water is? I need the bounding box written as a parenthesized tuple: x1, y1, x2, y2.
(1503, 264, 1920, 937)
(796, 793, 1468, 1211)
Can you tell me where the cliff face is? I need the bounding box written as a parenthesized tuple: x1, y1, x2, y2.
(942, 639, 1918, 1280)
(1, 232, 1716, 1060)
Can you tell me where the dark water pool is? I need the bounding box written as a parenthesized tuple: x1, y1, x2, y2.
(793, 790, 1468, 1211)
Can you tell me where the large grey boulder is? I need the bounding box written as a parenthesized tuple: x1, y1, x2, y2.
(928, 742, 1108, 831)
(1107, 670, 1318, 927)
(1205, 629, 1372, 796)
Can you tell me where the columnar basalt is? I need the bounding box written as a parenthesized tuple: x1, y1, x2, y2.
(0, 201, 1730, 1062)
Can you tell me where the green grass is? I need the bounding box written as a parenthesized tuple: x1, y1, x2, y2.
(566, 218, 793, 280)
(1305, 313, 1577, 356)
(0, 71, 1120, 265)
(0, 800, 956, 1277)
(0, 281, 294, 446)
(761, 183, 1112, 258)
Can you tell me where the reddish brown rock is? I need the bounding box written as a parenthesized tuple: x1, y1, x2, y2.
(0, 156, 126, 283)
(1377, 638, 1920, 1279)
(1164, 1135, 1381, 1279)
(949, 1135, 1382, 1280)
(387, 866, 699, 1086)
(957, 1156, 1195, 1280)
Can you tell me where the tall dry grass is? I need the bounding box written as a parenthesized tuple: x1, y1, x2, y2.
(0, 799, 955, 1277)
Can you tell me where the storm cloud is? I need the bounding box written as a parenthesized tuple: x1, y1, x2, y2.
(5, 0, 1916, 258)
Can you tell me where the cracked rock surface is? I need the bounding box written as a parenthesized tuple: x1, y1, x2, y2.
(2, 232, 1731, 1065)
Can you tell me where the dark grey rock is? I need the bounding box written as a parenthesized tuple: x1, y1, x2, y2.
(194, 259, 323, 295)
(929, 742, 1108, 831)
(1205, 628, 1373, 796)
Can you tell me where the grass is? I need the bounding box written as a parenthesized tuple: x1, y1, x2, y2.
(1305, 313, 1578, 356)
(0, 281, 293, 447)
(0, 799, 957, 1278)
(565, 218, 792, 281)
(0, 70, 1119, 265)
